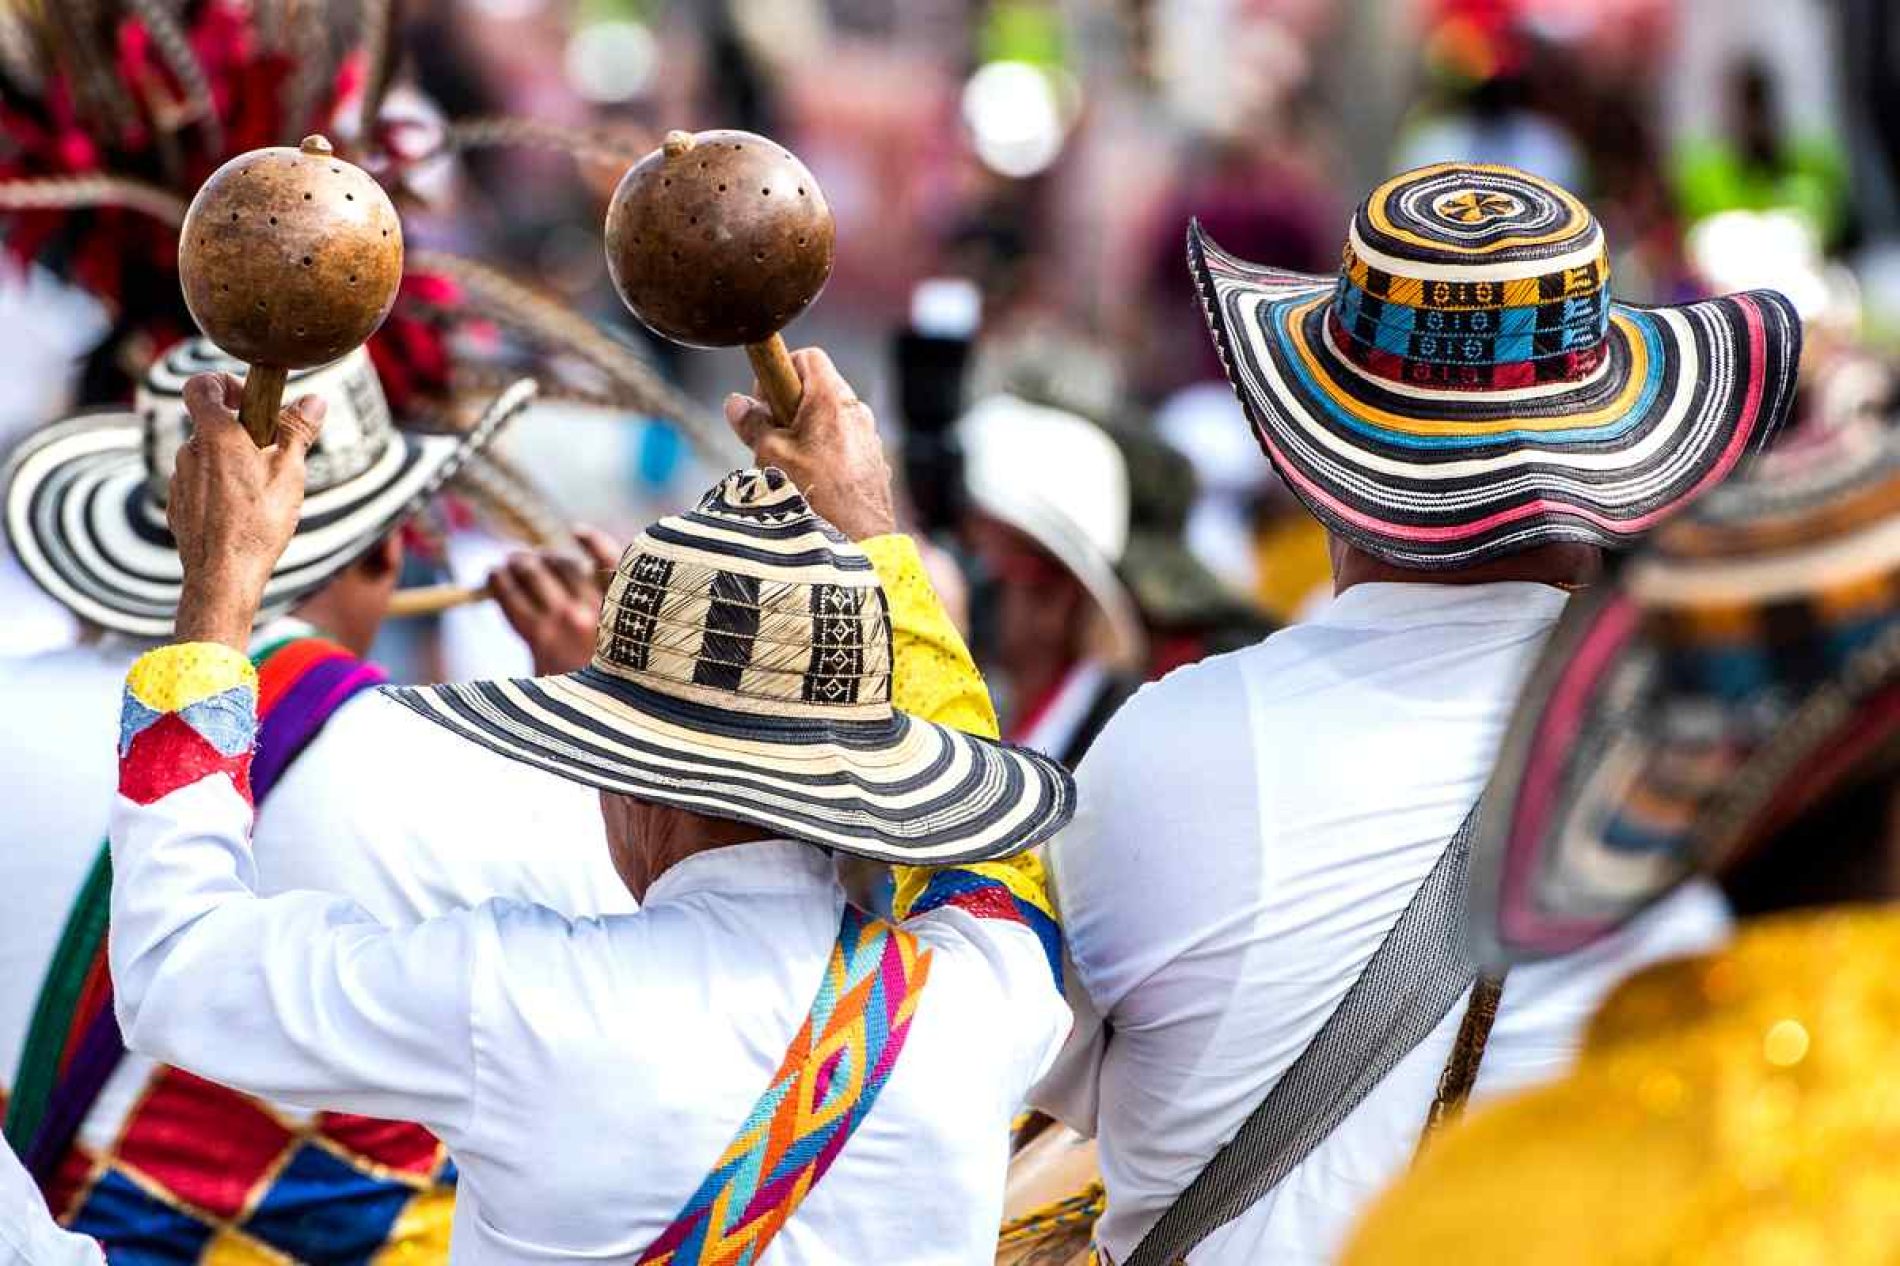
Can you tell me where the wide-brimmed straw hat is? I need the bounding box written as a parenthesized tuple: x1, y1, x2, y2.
(3, 339, 533, 637)
(958, 394, 1147, 668)
(1466, 422, 1900, 967)
(1191, 162, 1803, 570)
(387, 468, 1077, 864)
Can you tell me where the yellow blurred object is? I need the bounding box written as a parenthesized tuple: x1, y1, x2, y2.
(1253, 512, 1333, 622)
(1343, 908, 1900, 1265)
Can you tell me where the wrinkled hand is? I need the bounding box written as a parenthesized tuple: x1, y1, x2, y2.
(490, 527, 621, 675)
(169, 373, 327, 651)
(723, 348, 897, 541)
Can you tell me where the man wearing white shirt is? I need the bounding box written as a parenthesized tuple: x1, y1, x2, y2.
(1031, 163, 1803, 1263)
(957, 395, 1146, 763)
(0, 343, 613, 1259)
(104, 350, 1075, 1264)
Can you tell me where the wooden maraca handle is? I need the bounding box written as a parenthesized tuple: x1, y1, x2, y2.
(385, 581, 488, 619)
(386, 565, 620, 620)
(745, 336, 803, 428)
(238, 365, 289, 447)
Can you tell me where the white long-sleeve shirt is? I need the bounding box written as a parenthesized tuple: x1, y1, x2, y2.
(1032, 581, 1731, 1264)
(108, 721, 1067, 1265)
(0, 624, 620, 1219)
(103, 536, 1070, 1264)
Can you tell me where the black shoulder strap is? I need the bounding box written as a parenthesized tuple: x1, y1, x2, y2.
(1122, 803, 1486, 1266)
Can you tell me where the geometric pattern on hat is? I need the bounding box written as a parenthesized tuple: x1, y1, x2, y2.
(1190, 163, 1804, 570)
(1466, 424, 1900, 967)
(2, 339, 535, 638)
(386, 468, 1077, 865)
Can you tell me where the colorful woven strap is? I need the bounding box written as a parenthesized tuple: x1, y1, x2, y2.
(637, 905, 933, 1266)
(3, 637, 384, 1182)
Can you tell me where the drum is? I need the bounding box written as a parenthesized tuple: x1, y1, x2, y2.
(996, 1120, 1103, 1266)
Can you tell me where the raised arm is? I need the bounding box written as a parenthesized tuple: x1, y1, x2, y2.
(107, 375, 482, 1137)
(723, 352, 1059, 984)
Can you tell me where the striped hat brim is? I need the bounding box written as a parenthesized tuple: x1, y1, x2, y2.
(384, 665, 1076, 865)
(1190, 223, 1803, 569)
(1469, 504, 1900, 968)
(4, 380, 535, 638)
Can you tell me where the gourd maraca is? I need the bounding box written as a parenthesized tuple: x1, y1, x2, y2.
(605, 129, 834, 427)
(178, 135, 404, 446)
(387, 128, 833, 620)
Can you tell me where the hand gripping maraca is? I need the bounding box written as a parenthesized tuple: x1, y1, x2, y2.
(605, 129, 834, 427)
(178, 135, 404, 446)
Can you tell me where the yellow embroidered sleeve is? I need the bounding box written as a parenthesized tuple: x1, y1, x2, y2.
(125, 642, 258, 714)
(860, 535, 1056, 933)
(120, 642, 260, 805)
(860, 534, 999, 740)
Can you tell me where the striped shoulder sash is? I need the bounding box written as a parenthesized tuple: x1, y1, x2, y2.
(638, 905, 932, 1265)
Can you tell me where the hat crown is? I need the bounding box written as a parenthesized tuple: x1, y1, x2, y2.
(1331, 163, 1612, 392)
(590, 468, 894, 719)
(139, 340, 393, 504)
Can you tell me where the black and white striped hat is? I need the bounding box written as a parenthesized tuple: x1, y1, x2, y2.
(3, 339, 534, 637)
(387, 468, 1077, 863)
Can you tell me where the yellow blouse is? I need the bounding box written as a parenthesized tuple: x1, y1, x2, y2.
(1344, 907, 1900, 1265)
(859, 535, 1056, 926)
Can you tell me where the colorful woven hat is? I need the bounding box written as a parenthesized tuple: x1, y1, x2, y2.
(388, 468, 1077, 864)
(1190, 163, 1803, 569)
(1466, 422, 1900, 966)
(3, 338, 532, 637)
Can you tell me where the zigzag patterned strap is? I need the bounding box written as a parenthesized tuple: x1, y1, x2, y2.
(639, 905, 933, 1266)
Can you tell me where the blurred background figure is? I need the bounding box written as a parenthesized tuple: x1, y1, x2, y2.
(1108, 421, 1278, 677)
(958, 393, 1145, 764)
(11, 0, 1897, 691)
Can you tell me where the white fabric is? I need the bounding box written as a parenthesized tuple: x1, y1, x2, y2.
(0, 1142, 100, 1265)
(1032, 581, 1732, 1265)
(108, 776, 1071, 1264)
(0, 627, 621, 1158)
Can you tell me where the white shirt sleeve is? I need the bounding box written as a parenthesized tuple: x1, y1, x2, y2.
(0, 1140, 101, 1265)
(109, 775, 483, 1142)
(1028, 654, 1260, 1129)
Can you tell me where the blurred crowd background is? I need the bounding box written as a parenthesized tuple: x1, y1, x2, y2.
(8, 0, 1900, 735)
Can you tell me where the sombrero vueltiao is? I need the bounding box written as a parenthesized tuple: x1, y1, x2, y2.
(388, 468, 1076, 865)
(4, 339, 533, 638)
(1191, 163, 1804, 568)
(1466, 422, 1900, 967)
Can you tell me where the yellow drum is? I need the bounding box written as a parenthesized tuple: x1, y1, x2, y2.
(996, 1121, 1103, 1266)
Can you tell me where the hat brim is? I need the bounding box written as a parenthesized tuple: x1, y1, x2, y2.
(1468, 583, 1900, 969)
(1188, 223, 1802, 570)
(383, 664, 1076, 866)
(4, 380, 535, 637)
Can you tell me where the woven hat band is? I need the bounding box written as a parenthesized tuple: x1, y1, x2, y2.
(1329, 241, 1612, 392)
(589, 545, 895, 722)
